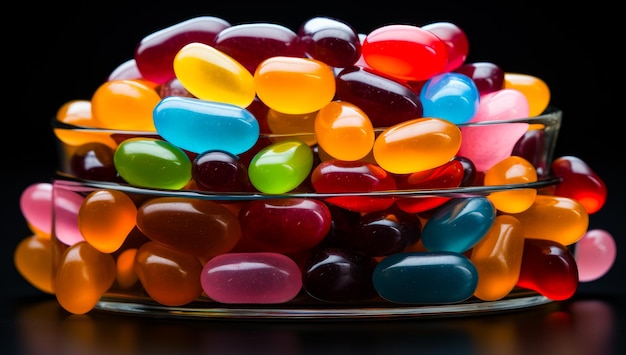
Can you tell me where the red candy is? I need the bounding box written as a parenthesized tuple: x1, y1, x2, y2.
(551, 155, 607, 214)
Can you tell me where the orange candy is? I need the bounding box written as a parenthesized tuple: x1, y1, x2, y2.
(13, 235, 55, 294)
(504, 73, 550, 117)
(484, 156, 538, 213)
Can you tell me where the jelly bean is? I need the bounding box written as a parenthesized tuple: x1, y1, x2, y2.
(335, 65, 423, 128)
(551, 156, 607, 214)
(13, 235, 54, 294)
(458, 89, 530, 171)
(53, 185, 85, 246)
(113, 138, 192, 190)
(421, 197, 496, 253)
(192, 150, 250, 192)
(470, 215, 524, 301)
(352, 207, 422, 256)
(115, 248, 138, 289)
(91, 79, 161, 131)
(135, 16, 231, 84)
(453, 62, 505, 95)
(265, 108, 317, 146)
(361, 24, 448, 81)
(454, 156, 478, 187)
(69, 142, 118, 182)
(55, 241, 116, 314)
(248, 140, 314, 194)
(484, 156, 538, 213)
(108, 58, 143, 81)
(298, 16, 361, 68)
(419, 72, 480, 124)
(20, 182, 53, 236)
(54, 100, 118, 149)
(372, 252, 478, 304)
(137, 197, 242, 258)
(504, 73, 550, 117)
(516, 238, 578, 301)
(575, 229, 616, 282)
(422, 22, 469, 72)
(254, 56, 336, 114)
(201, 252, 302, 304)
(303, 247, 378, 302)
(159, 78, 195, 98)
(511, 127, 549, 177)
(153, 96, 260, 155)
(239, 198, 331, 253)
(78, 189, 137, 253)
(511, 195, 588, 246)
(311, 159, 398, 212)
(173, 42, 256, 108)
(394, 159, 465, 213)
(214, 23, 304, 74)
(134, 241, 204, 306)
(314, 101, 375, 161)
(373, 117, 462, 174)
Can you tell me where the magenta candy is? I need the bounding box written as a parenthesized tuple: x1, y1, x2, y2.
(19, 183, 53, 235)
(201, 252, 302, 304)
(575, 229, 616, 282)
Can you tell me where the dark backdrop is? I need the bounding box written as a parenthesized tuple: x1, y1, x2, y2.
(5, 3, 623, 299)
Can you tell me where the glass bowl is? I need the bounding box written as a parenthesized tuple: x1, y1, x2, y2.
(33, 107, 590, 319)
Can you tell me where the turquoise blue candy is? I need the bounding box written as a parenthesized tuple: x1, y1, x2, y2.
(248, 140, 314, 194)
(114, 137, 192, 189)
(372, 252, 478, 304)
(421, 197, 496, 253)
(153, 96, 260, 155)
(420, 72, 479, 124)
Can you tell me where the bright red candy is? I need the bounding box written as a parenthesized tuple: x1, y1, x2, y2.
(551, 156, 607, 214)
(361, 24, 448, 81)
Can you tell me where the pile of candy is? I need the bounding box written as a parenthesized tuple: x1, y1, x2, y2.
(14, 16, 616, 315)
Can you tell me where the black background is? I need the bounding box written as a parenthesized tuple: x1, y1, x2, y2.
(3, 2, 624, 354)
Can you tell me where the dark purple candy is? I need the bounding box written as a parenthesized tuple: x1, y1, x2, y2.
(192, 150, 250, 192)
(69, 142, 118, 181)
(512, 129, 548, 177)
(298, 16, 361, 68)
(453, 62, 504, 95)
(303, 247, 378, 302)
(353, 207, 422, 256)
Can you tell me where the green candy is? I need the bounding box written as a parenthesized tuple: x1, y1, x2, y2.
(114, 138, 192, 190)
(248, 140, 313, 194)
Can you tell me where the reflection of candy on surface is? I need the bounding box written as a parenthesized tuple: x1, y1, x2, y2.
(575, 229, 616, 282)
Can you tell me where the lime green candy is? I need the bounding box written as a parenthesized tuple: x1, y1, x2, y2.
(114, 138, 192, 189)
(248, 140, 314, 194)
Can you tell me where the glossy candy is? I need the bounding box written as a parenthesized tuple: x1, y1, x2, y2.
(54, 100, 118, 149)
(484, 156, 538, 213)
(20, 183, 53, 236)
(352, 208, 422, 256)
(134, 241, 204, 306)
(55, 241, 116, 314)
(254, 56, 336, 114)
(516, 238, 578, 300)
(453, 62, 505, 95)
(421, 197, 496, 253)
(114, 138, 192, 190)
(504, 73, 550, 117)
(134, 16, 231, 84)
(53, 185, 85, 246)
(422, 21, 469, 72)
(265, 108, 318, 146)
(115, 248, 138, 289)
(470, 215, 524, 301)
(373, 117, 462, 174)
(298, 16, 361, 68)
(575, 229, 616, 282)
(91, 79, 161, 131)
(13, 235, 54, 294)
(201, 252, 302, 304)
(137, 197, 242, 258)
(153, 96, 260, 155)
(247, 140, 314, 194)
(78, 189, 137, 253)
(551, 155, 607, 214)
(239, 198, 331, 253)
(361, 24, 448, 81)
(192, 150, 250, 192)
(419, 72, 480, 124)
(335, 66, 423, 128)
(373, 252, 478, 304)
(314, 101, 375, 161)
(173, 42, 256, 108)
(303, 247, 378, 302)
(69, 142, 117, 182)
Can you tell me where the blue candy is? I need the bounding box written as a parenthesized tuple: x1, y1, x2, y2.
(153, 96, 260, 155)
(420, 72, 480, 124)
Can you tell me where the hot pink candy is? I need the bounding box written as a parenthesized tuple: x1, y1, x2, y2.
(53, 187, 85, 246)
(19, 183, 53, 235)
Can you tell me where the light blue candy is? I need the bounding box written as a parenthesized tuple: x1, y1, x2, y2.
(420, 72, 480, 124)
(153, 96, 260, 155)
(421, 197, 496, 253)
(372, 251, 478, 304)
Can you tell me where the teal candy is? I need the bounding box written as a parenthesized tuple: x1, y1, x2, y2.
(248, 140, 314, 194)
(153, 96, 260, 155)
(114, 138, 192, 190)
(372, 252, 478, 304)
(421, 197, 496, 253)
